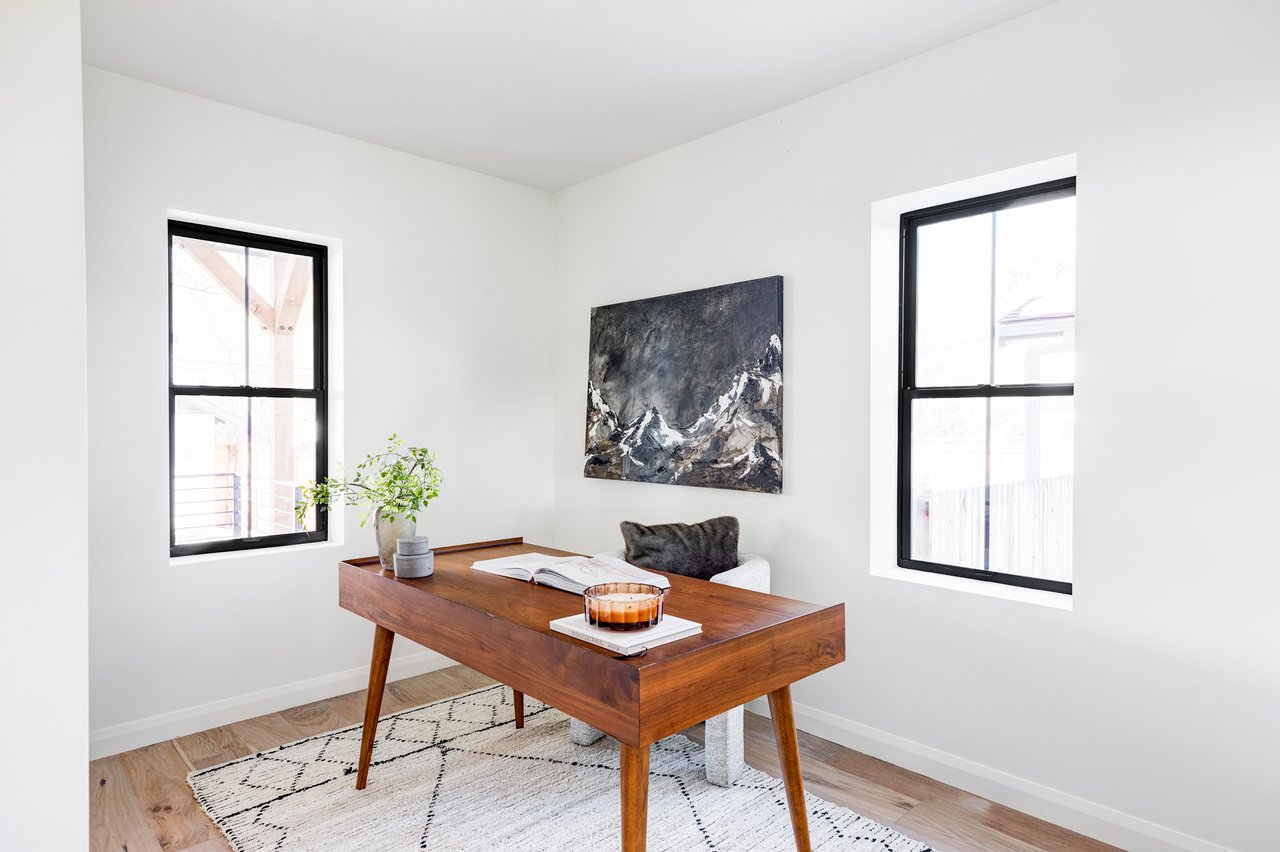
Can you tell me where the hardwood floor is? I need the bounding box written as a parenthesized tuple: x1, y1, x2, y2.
(89, 666, 1116, 852)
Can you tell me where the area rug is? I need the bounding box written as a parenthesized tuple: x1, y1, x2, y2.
(189, 684, 931, 851)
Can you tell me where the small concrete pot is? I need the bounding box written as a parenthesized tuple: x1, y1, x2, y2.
(397, 535, 431, 556)
(393, 550, 434, 579)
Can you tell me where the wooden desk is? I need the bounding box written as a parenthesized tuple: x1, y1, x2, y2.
(339, 538, 845, 852)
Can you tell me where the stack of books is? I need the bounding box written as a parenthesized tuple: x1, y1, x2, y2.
(550, 613, 702, 656)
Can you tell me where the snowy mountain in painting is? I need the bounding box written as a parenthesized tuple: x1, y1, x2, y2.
(584, 334, 783, 494)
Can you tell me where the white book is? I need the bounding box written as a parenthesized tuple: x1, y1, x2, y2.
(549, 613, 702, 656)
(471, 552, 670, 596)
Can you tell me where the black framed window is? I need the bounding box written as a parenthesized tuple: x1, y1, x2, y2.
(169, 221, 328, 557)
(899, 178, 1075, 594)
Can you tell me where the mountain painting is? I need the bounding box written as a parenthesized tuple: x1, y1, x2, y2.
(584, 276, 783, 494)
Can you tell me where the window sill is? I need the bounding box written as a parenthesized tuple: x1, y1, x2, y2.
(870, 563, 1073, 610)
(169, 537, 345, 568)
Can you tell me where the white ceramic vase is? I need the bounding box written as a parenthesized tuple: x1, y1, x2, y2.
(374, 507, 416, 569)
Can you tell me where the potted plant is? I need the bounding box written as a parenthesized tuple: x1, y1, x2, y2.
(296, 433, 443, 569)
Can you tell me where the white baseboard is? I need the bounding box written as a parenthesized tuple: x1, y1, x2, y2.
(90, 650, 454, 760)
(747, 697, 1235, 852)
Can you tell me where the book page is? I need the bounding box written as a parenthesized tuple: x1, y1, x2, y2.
(535, 554, 669, 591)
(471, 552, 561, 581)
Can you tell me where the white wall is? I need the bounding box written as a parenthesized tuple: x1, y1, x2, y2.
(0, 0, 89, 848)
(551, 2, 1280, 850)
(84, 68, 557, 754)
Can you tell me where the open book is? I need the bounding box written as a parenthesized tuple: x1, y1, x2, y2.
(471, 552, 670, 596)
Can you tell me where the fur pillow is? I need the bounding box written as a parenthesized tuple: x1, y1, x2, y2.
(619, 516, 740, 581)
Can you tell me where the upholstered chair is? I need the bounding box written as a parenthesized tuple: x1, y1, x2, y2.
(568, 551, 771, 787)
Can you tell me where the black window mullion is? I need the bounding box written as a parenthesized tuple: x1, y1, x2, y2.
(982, 212, 998, 572)
(910, 384, 1074, 398)
(898, 557, 1073, 595)
(170, 386, 322, 398)
(897, 214, 917, 565)
(903, 178, 1077, 230)
(168, 227, 176, 551)
(982, 392, 993, 572)
(243, 246, 253, 540)
(311, 246, 328, 535)
(168, 389, 176, 550)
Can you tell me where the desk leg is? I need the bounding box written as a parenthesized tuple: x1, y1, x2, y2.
(355, 625, 395, 790)
(619, 742, 650, 852)
(513, 689, 525, 729)
(768, 686, 811, 852)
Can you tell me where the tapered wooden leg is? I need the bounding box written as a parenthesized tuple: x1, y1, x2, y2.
(768, 685, 811, 852)
(513, 689, 525, 729)
(355, 625, 395, 790)
(619, 742, 650, 852)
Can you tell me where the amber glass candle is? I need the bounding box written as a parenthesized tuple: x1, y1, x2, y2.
(583, 582, 665, 631)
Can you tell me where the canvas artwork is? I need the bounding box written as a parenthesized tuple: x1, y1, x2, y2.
(584, 276, 783, 494)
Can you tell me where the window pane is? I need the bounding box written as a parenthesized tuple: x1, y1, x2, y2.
(247, 250, 317, 389)
(248, 398, 318, 536)
(993, 195, 1076, 384)
(914, 213, 992, 387)
(172, 396, 317, 544)
(171, 237, 246, 386)
(909, 398, 987, 569)
(173, 396, 248, 545)
(989, 397, 1074, 582)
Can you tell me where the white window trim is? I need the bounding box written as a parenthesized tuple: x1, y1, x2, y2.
(868, 155, 1077, 610)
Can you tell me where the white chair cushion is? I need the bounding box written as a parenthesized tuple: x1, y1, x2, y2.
(606, 549, 770, 594)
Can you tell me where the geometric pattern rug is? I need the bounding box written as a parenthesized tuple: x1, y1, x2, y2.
(189, 684, 932, 851)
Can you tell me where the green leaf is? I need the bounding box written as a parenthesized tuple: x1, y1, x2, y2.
(293, 433, 443, 525)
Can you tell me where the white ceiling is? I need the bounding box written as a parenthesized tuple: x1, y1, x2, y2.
(81, 0, 1057, 191)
